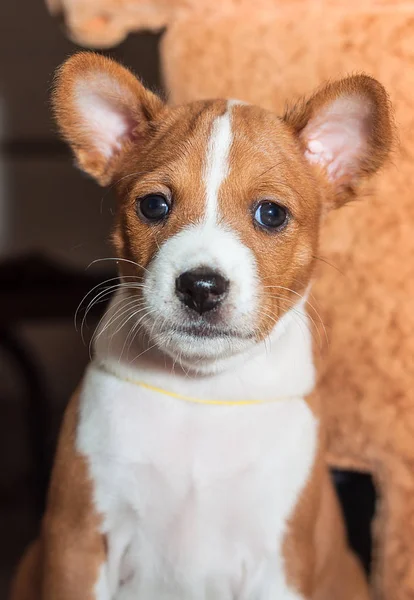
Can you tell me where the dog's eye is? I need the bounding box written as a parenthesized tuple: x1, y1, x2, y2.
(137, 194, 171, 222)
(254, 201, 288, 230)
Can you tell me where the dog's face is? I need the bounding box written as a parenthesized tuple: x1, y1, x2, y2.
(112, 100, 323, 363)
(53, 53, 392, 366)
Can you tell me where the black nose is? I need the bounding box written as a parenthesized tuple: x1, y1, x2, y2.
(175, 268, 229, 315)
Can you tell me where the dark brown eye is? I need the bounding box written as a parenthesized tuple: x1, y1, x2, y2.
(254, 201, 288, 230)
(137, 194, 171, 222)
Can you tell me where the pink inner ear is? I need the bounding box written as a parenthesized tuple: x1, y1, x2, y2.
(302, 96, 371, 183)
(75, 73, 136, 161)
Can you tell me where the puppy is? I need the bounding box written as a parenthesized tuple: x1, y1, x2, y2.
(10, 53, 392, 600)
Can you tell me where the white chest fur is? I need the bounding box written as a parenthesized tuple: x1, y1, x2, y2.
(77, 365, 318, 600)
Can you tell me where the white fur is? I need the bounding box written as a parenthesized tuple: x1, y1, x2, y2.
(203, 102, 233, 223)
(95, 566, 110, 600)
(78, 295, 317, 600)
(140, 223, 260, 368)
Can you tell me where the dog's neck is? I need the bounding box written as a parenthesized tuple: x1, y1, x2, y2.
(93, 289, 316, 402)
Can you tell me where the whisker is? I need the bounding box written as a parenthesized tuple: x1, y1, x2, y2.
(94, 298, 146, 345)
(87, 293, 133, 355)
(264, 293, 327, 349)
(262, 285, 325, 325)
(130, 340, 161, 364)
(118, 310, 146, 361)
(112, 171, 147, 188)
(87, 257, 150, 275)
(148, 227, 161, 252)
(75, 275, 124, 330)
(108, 302, 148, 342)
(263, 307, 310, 348)
(312, 255, 345, 277)
(292, 307, 322, 351)
(129, 307, 160, 347)
(88, 297, 144, 357)
(124, 307, 162, 359)
(120, 305, 151, 358)
(255, 159, 287, 180)
(99, 171, 148, 213)
(75, 276, 147, 332)
(80, 285, 125, 336)
(90, 296, 140, 342)
(289, 276, 322, 310)
(80, 283, 145, 342)
(260, 294, 324, 351)
(116, 305, 155, 359)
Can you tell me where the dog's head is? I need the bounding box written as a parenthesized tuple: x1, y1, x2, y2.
(53, 53, 393, 368)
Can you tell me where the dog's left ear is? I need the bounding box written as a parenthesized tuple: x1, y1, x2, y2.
(284, 75, 394, 207)
(52, 52, 165, 186)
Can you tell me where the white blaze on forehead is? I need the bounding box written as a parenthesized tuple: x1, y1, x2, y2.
(203, 101, 235, 223)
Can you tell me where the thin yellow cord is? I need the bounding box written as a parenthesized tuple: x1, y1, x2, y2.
(115, 373, 284, 407)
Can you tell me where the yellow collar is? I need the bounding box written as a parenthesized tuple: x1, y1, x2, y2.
(100, 365, 286, 407)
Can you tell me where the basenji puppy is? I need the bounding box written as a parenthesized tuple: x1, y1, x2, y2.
(10, 52, 393, 600)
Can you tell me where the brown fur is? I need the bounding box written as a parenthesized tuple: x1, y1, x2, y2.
(10, 389, 105, 600)
(285, 394, 369, 599)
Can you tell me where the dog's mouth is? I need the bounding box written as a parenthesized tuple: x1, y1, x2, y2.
(172, 323, 253, 340)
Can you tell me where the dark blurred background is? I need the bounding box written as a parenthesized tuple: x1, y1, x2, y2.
(0, 3, 375, 596)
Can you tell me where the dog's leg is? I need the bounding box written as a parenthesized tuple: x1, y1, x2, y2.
(41, 522, 108, 600)
(41, 390, 108, 600)
(9, 541, 42, 600)
(313, 473, 370, 600)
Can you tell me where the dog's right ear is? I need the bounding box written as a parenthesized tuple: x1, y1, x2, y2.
(52, 52, 165, 186)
